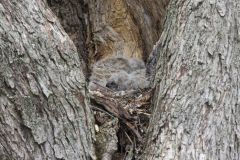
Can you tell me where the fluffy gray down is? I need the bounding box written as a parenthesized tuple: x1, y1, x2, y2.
(89, 56, 150, 91)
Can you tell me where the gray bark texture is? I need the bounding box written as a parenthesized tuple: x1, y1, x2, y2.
(46, 0, 89, 76)
(0, 0, 95, 160)
(1, 0, 239, 160)
(144, 0, 240, 160)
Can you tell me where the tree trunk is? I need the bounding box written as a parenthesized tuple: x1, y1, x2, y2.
(2, 0, 238, 160)
(87, 0, 169, 64)
(0, 0, 95, 159)
(46, 0, 89, 77)
(144, 0, 240, 159)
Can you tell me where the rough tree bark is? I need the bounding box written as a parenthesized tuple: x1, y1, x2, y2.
(144, 0, 240, 159)
(46, 0, 89, 76)
(0, 0, 95, 159)
(2, 0, 238, 160)
(0, 0, 170, 159)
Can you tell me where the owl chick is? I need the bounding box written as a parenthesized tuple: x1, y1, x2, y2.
(89, 56, 149, 91)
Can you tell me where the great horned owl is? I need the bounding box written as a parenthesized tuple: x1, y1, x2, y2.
(89, 56, 150, 91)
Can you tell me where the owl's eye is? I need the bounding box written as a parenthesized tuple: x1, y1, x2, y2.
(106, 81, 118, 90)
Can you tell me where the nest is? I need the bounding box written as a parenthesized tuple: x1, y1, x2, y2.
(89, 83, 153, 160)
